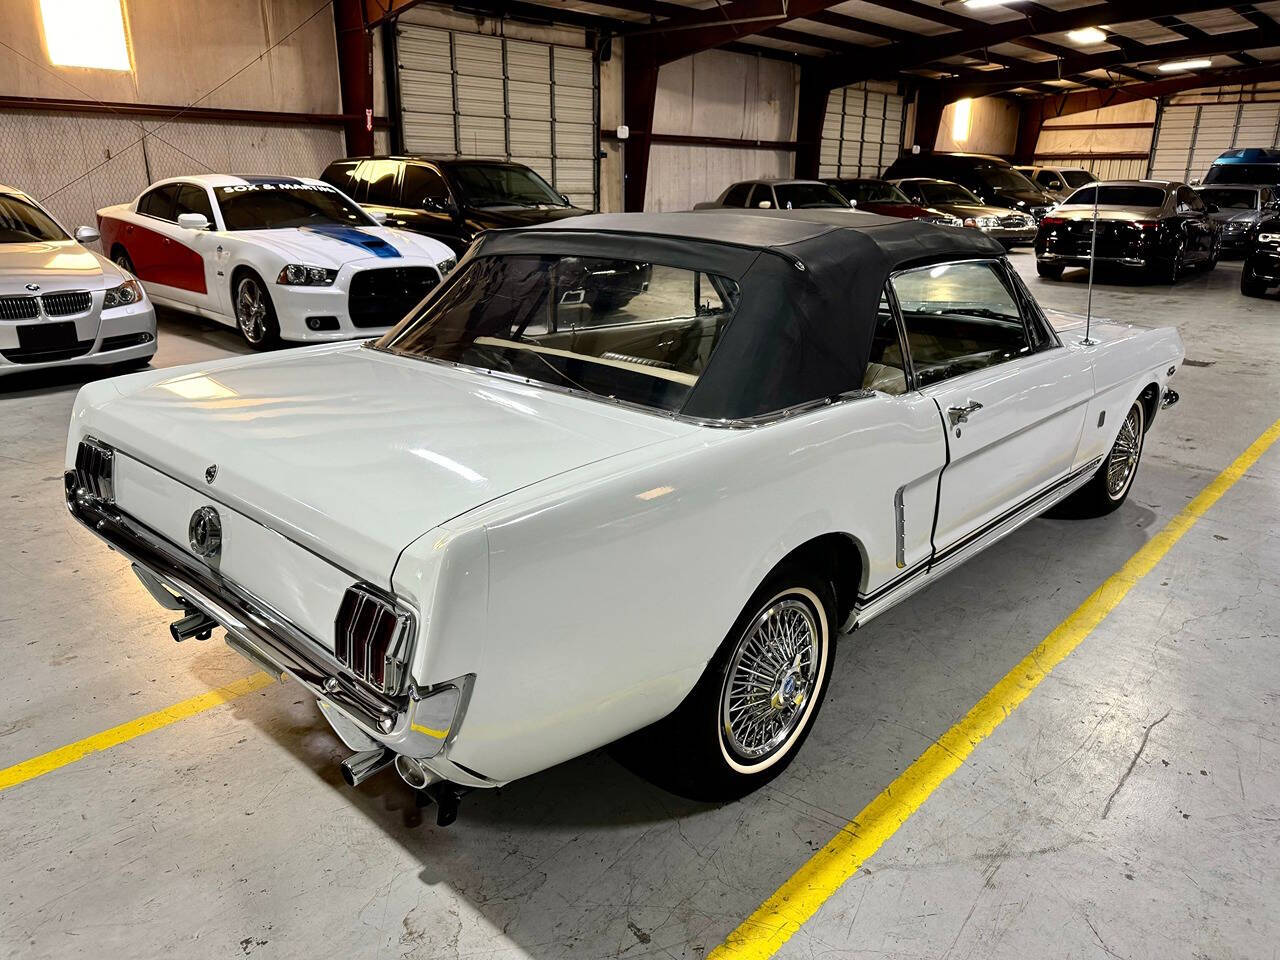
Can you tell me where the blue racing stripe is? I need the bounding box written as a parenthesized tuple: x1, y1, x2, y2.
(300, 225, 401, 259)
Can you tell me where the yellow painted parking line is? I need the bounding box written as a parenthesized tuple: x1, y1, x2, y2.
(0, 671, 274, 793)
(711, 416, 1280, 960)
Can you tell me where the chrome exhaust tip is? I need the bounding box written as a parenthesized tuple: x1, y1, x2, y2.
(341, 747, 394, 788)
(170, 610, 217, 642)
(394, 754, 436, 791)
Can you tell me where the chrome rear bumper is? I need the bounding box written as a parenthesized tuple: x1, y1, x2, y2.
(64, 469, 471, 763)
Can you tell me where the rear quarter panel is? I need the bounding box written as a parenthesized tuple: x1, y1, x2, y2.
(399, 392, 948, 783)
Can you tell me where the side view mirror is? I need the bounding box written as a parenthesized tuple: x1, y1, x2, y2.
(422, 197, 458, 215)
(1205, 202, 1219, 213)
(176, 213, 210, 231)
(74, 225, 100, 244)
(1189, 177, 1202, 186)
(560, 193, 571, 206)
(369, 210, 389, 224)
(848, 198, 858, 208)
(1048, 180, 1063, 190)
(756, 200, 772, 209)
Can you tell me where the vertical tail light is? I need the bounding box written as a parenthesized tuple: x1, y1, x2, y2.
(73, 437, 115, 502)
(334, 584, 413, 694)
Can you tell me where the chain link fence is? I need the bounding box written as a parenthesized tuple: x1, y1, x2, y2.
(0, 109, 345, 245)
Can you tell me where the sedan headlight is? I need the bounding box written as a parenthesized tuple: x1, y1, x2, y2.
(277, 264, 337, 286)
(1258, 232, 1280, 244)
(436, 256, 457, 275)
(102, 279, 143, 309)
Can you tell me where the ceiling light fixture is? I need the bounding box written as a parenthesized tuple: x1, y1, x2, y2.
(963, 0, 1024, 8)
(1066, 27, 1107, 44)
(1158, 57, 1213, 72)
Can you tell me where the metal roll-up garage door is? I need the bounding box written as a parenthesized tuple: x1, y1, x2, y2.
(818, 82, 905, 179)
(1149, 93, 1280, 182)
(395, 24, 598, 209)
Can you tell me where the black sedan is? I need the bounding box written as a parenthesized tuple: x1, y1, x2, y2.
(1034, 180, 1221, 283)
(1240, 214, 1280, 297)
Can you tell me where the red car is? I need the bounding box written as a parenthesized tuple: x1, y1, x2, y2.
(823, 178, 960, 226)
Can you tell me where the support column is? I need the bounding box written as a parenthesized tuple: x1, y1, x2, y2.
(1015, 99, 1049, 164)
(623, 40, 660, 212)
(911, 85, 945, 153)
(794, 67, 830, 180)
(334, 0, 375, 156)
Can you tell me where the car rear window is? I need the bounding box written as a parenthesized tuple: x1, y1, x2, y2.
(1065, 185, 1165, 208)
(378, 254, 741, 413)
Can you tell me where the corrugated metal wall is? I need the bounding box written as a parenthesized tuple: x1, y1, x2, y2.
(395, 23, 597, 209)
(1150, 86, 1280, 182)
(645, 49, 798, 211)
(1035, 156, 1150, 180)
(819, 81, 905, 178)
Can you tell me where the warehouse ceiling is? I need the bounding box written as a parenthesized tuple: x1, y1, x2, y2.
(368, 0, 1280, 98)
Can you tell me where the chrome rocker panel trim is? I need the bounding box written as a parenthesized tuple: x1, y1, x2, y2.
(63, 472, 476, 766)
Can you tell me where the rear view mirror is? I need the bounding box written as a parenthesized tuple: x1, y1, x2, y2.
(176, 213, 210, 231)
(74, 225, 100, 244)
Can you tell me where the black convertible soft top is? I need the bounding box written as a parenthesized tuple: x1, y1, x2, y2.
(471, 211, 1006, 421)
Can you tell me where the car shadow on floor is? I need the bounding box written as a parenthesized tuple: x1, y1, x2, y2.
(193, 468, 1170, 958)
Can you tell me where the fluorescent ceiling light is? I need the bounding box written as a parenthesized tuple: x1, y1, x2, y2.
(40, 0, 131, 72)
(1158, 58, 1213, 72)
(952, 98, 972, 143)
(1067, 27, 1107, 44)
(964, 0, 1024, 8)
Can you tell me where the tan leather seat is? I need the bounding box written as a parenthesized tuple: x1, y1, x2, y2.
(862, 362, 907, 395)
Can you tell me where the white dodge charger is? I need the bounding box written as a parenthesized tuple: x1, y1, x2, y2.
(1, 184, 155, 377)
(97, 175, 456, 348)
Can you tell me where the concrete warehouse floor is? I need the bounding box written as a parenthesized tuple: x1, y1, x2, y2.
(1, 252, 1278, 960)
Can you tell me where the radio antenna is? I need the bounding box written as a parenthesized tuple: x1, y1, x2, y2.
(1083, 180, 1100, 345)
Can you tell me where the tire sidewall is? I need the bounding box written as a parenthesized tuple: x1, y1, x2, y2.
(715, 585, 831, 776)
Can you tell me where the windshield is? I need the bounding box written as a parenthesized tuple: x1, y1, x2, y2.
(378, 255, 741, 413)
(1204, 163, 1280, 185)
(839, 180, 910, 205)
(0, 193, 67, 243)
(916, 181, 982, 205)
(1200, 188, 1258, 210)
(1061, 170, 1096, 188)
(216, 183, 374, 230)
(975, 165, 1041, 192)
(447, 164, 567, 208)
(773, 183, 850, 209)
(1065, 185, 1165, 208)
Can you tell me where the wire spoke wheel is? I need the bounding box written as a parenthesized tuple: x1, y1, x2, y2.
(236, 277, 268, 344)
(1106, 405, 1143, 499)
(720, 597, 820, 761)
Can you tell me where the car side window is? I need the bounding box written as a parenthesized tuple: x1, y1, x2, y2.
(363, 160, 401, 206)
(862, 291, 909, 395)
(175, 185, 214, 223)
(1177, 187, 1203, 213)
(747, 184, 774, 209)
(890, 261, 1034, 388)
(138, 185, 179, 221)
(323, 161, 360, 196)
(402, 164, 451, 210)
(722, 183, 751, 207)
(898, 182, 923, 204)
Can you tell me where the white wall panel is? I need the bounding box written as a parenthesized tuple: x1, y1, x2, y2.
(646, 49, 799, 211)
(646, 144, 791, 212)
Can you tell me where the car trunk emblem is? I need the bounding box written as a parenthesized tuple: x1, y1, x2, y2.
(188, 506, 222, 560)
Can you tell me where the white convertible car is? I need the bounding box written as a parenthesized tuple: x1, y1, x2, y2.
(65, 212, 1182, 823)
(1, 184, 155, 376)
(97, 175, 455, 348)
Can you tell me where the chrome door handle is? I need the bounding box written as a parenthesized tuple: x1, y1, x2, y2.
(947, 400, 983, 427)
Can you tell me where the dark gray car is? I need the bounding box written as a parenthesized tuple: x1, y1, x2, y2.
(1195, 185, 1280, 255)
